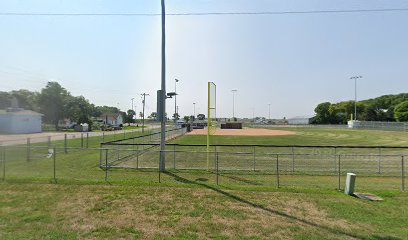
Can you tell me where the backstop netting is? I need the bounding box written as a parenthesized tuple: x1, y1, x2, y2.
(207, 82, 216, 169)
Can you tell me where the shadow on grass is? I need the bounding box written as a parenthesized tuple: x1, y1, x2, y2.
(164, 171, 366, 240)
(218, 173, 262, 185)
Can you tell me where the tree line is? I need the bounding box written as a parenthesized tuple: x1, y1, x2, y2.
(313, 93, 408, 124)
(0, 82, 123, 129)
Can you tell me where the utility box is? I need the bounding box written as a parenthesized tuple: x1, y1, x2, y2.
(344, 173, 356, 195)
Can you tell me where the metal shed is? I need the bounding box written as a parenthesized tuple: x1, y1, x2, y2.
(0, 108, 43, 134)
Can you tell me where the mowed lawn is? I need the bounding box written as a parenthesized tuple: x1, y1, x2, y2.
(1, 127, 408, 239)
(174, 127, 408, 146)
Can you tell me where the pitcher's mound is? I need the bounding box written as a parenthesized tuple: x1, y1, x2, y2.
(187, 128, 296, 136)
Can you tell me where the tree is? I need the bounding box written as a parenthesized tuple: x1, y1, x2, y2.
(148, 112, 157, 119)
(197, 114, 205, 120)
(37, 82, 70, 129)
(394, 101, 408, 122)
(10, 89, 37, 110)
(314, 102, 332, 124)
(172, 112, 180, 120)
(65, 96, 96, 127)
(0, 92, 11, 109)
(183, 116, 190, 123)
(124, 109, 136, 124)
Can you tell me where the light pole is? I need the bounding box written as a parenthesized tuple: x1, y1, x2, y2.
(232, 89, 237, 119)
(141, 93, 149, 135)
(350, 75, 363, 121)
(131, 98, 135, 122)
(268, 103, 271, 121)
(193, 102, 196, 121)
(252, 108, 255, 123)
(174, 78, 180, 123)
(159, 0, 166, 172)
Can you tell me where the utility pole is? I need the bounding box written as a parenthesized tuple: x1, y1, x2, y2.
(141, 93, 150, 135)
(232, 89, 237, 119)
(160, 0, 166, 172)
(350, 76, 363, 121)
(131, 98, 135, 122)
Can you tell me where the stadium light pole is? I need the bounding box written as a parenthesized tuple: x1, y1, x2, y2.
(350, 75, 363, 121)
(174, 78, 180, 123)
(141, 93, 150, 136)
(232, 89, 237, 118)
(193, 102, 196, 120)
(159, 0, 166, 172)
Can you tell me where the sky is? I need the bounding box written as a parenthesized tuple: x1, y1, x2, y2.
(0, 0, 408, 119)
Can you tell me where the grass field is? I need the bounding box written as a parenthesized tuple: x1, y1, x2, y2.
(1, 127, 407, 239)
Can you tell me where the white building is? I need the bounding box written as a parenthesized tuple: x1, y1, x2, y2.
(0, 108, 43, 134)
(287, 116, 314, 125)
(100, 113, 123, 126)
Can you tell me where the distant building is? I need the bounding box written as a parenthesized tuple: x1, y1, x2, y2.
(287, 116, 315, 125)
(100, 113, 123, 126)
(0, 108, 43, 134)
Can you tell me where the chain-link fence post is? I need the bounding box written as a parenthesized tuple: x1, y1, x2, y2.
(2, 146, 5, 181)
(158, 150, 161, 183)
(333, 147, 337, 173)
(173, 145, 176, 169)
(276, 154, 280, 188)
(81, 133, 84, 148)
(99, 147, 103, 167)
(53, 146, 56, 183)
(105, 149, 109, 182)
(378, 148, 382, 174)
(402, 156, 405, 192)
(26, 138, 31, 161)
(86, 133, 89, 148)
(64, 134, 67, 153)
(136, 144, 139, 169)
(338, 155, 341, 191)
(102, 132, 105, 142)
(292, 146, 295, 172)
(253, 146, 256, 171)
(216, 152, 219, 187)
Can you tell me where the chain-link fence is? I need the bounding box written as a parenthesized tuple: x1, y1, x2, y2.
(1, 143, 406, 192)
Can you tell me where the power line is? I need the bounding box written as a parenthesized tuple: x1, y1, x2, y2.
(1, 8, 408, 17)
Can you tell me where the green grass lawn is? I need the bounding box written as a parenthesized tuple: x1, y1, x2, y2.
(1, 127, 407, 239)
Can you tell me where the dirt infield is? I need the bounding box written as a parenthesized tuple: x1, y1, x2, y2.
(187, 128, 296, 136)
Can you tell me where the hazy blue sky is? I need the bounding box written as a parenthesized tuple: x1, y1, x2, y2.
(1, 0, 408, 118)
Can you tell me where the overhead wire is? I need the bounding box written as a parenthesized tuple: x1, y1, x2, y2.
(0, 8, 408, 17)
